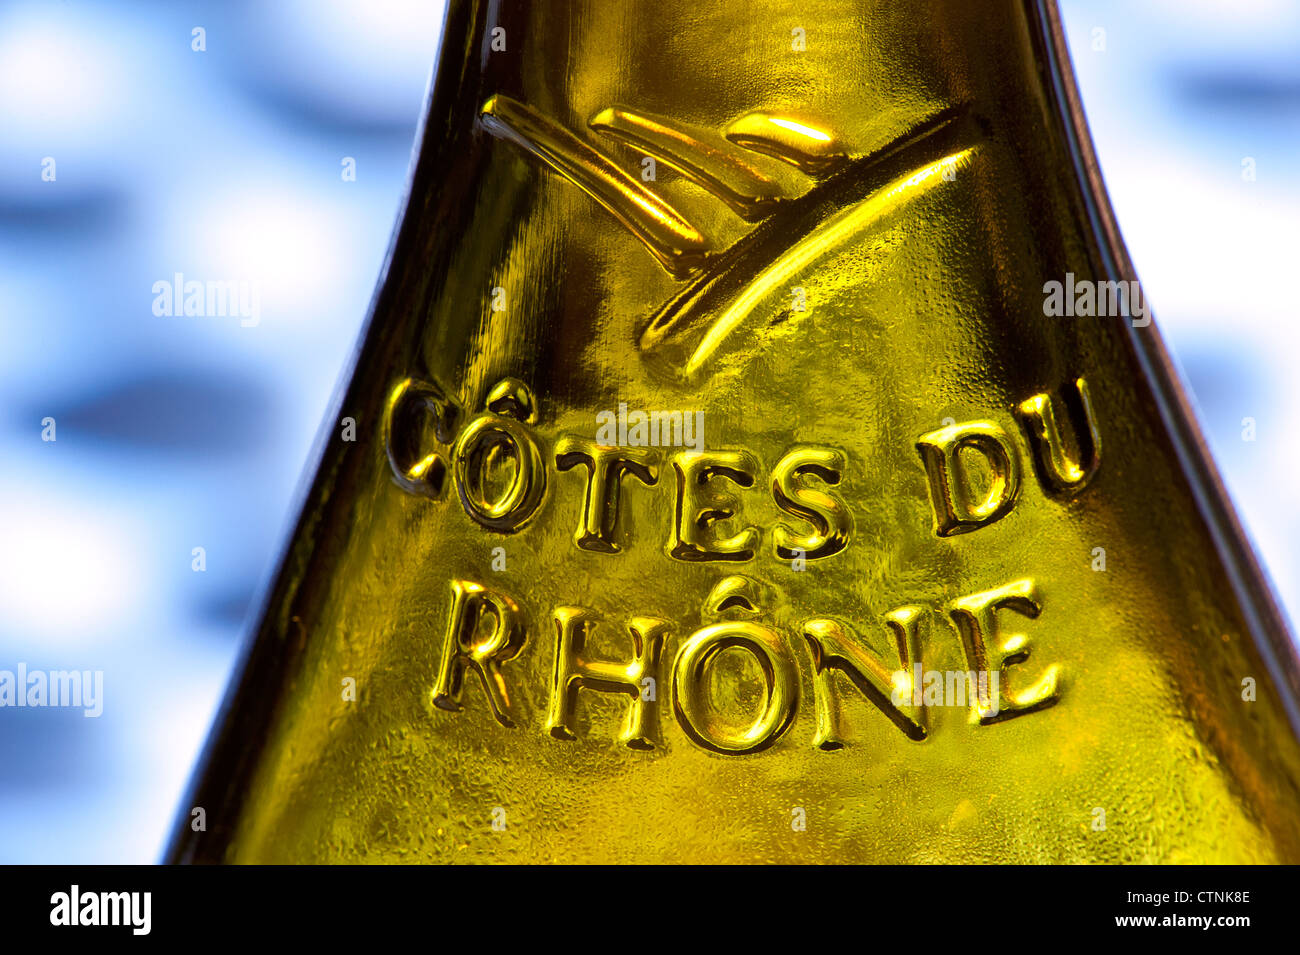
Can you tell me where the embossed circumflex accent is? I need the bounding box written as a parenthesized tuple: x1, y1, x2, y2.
(479, 97, 978, 379)
(480, 95, 711, 276)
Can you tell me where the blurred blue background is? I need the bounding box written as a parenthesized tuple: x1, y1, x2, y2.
(0, 0, 1296, 862)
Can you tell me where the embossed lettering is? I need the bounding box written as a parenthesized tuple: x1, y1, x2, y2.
(1015, 376, 1101, 495)
(453, 379, 546, 532)
(670, 450, 760, 561)
(803, 606, 927, 748)
(671, 621, 798, 754)
(547, 608, 669, 748)
(948, 578, 1059, 723)
(771, 446, 850, 560)
(916, 421, 1021, 537)
(383, 377, 460, 498)
(555, 438, 658, 552)
(432, 580, 526, 727)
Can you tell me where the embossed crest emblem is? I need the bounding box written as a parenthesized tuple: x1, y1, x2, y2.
(480, 95, 976, 377)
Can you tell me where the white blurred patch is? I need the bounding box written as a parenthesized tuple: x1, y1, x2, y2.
(0, 8, 124, 135)
(0, 484, 145, 645)
(0, 4, 146, 202)
(196, 187, 352, 320)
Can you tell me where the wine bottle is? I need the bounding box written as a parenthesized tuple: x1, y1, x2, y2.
(169, 0, 1300, 863)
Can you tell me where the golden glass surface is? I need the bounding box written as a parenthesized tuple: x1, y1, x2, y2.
(169, 0, 1300, 863)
